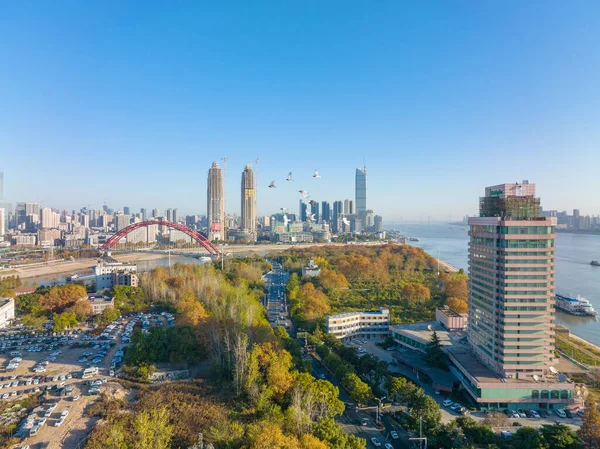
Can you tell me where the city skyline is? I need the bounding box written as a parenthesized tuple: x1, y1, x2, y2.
(2, 2, 600, 220)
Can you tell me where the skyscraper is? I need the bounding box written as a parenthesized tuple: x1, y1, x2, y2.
(0, 172, 3, 200)
(140, 208, 147, 221)
(332, 200, 343, 233)
(207, 162, 226, 241)
(343, 199, 354, 215)
(152, 208, 159, 219)
(355, 168, 367, 218)
(299, 200, 308, 222)
(321, 201, 331, 223)
(0, 208, 4, 237)
(468, 181, 555, 379)
(123, 206, 131, 215)
(241, 164, 257, 241)
(173, 208, 179, 223)
(166, 208, 173, 222)
(310, 201, 320, 223)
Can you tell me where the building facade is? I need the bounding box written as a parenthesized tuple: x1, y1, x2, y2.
(355, 168, 367, 218)
(85, 295, 115, 315)
(468, 181, 556, 380)
(95, 262, 137, 290)
(207, 161, 226, 241)
(0, 298, 15, 328)
(240, 164, 257, 241)
(326, 308, 390, 340)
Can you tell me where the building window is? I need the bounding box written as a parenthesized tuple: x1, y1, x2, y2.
(531, 390, 539, 399)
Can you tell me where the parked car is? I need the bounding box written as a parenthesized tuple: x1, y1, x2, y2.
(565, 409, 574, 418)
(555, 409, 567, 418)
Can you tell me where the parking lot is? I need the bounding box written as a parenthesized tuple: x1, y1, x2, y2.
(1, 311, 174, 448)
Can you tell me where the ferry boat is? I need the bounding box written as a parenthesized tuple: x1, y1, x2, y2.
(591, 260, 600, 267)
(555, 293, 597, 317)
(66, 274, 79, 282)
(408, 237, 420, 242)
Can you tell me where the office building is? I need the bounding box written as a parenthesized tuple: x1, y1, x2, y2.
(115, 214, 131, 231)
(310, 201, 320, 223)
(299, 200, 308, 222)
(332, 200, 343, 233)
(152, 208, 159, 218)
(112, 270, 139, 288)
(172, 208, 179, 223)
(123, 206, 131, 215)
(355, 168, 367, 218)
(326, 308, 390, 341)
(321, 201, 331, 223)
(166, 208, 173, 222)
(468, 181, 554, 379)
(0, 172, 3, 201)
(344, 199, 353, 215)
(0, 208, 4, 237)
(0, 298, 15, 329)
(240, 164, 257, 241)
(140, 208, 147, 221)
(95, 261, 137, 290)
(207, 161, 226, 241)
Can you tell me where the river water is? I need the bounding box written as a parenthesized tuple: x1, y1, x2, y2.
(390, 223, 600, 345)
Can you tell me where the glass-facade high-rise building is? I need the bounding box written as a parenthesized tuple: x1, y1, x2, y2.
(355, 168, 367, 218)
(468, 181, 556, 380)
(240, 164, 257, 241)
(207, 162, 226, 241)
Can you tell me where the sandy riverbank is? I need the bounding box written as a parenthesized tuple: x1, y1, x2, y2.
(0, 252, 166, 280)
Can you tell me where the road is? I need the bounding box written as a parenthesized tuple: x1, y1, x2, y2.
(263, 261, 407, 449)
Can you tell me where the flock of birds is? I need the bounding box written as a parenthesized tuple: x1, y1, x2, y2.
(268, 169, 321, 200)
(267, 170, 325, 224)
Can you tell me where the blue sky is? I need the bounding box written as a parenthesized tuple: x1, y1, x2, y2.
(1, 1, 599, 221)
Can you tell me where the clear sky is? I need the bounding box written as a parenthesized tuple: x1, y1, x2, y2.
(1, 1, 599, 222)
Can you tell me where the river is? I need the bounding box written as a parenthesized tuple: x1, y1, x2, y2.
(389, 223, 600, 345)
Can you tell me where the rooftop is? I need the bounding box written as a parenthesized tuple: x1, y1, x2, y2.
(0, 297, 13, 308)
(87, 295, 114, 304)
(437, 307, 464, 318)
(390, 321, 453, 347)
(327, 308, 389, 319)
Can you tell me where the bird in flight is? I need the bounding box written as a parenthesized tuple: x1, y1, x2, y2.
(286, 172, 294, 182)
(313, 169, 321, 179)
(299, 190, 310, 198)
(269, 181, 276, 188)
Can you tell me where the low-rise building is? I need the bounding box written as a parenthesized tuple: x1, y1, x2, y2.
(112, 270, 138, 287)
(390, 321, 577, 411)
(326, 308, 390, 341)
(301, 258, 321, 277)
(436, 307, 467, 331)
(85, 295, 115, 315)
(95, 261, 137, 290)
(0, 297, 15, 328)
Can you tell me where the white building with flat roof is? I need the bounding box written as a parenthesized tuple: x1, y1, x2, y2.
(95, 261, 137, 290)
(325, 307, 390, 341)
(0, 298, 15, 328)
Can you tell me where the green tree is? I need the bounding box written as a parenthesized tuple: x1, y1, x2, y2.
(133, 407, 173, 449)
(15, 293, 44, 316)
(21, 314, 46, 331)
(52, 311, 78, 332)
(511, 426, 548, 449)
(341, 372, 373, 405)
(386, 376, 408, 400)
(578, 398, 600, 449)
(313, 417, 366, 449)
(540, 423, 583, 449)
(423, 331, 448, 370)
(95, 307, 120, 325)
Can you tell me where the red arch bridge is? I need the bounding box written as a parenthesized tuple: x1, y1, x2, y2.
(99, 220, 221, 257)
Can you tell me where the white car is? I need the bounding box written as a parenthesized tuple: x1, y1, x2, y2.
(385, 444, 394, 449)
(390, 430, 399, 440)
(442, 399, 453, 407)
(370, 437, 382, 447)
(555, 409, 567, 418)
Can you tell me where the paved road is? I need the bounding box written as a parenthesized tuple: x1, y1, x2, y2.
(263, 261, 292, 334)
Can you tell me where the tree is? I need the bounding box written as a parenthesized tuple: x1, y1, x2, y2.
(15, 293, 44, 316)
(341, 373, 373, 405)
(41, 284, 87, 312)
(540, 423, 583, 449)
(386, 376, 408, 400)
(133, 407, 173, 449)
(95, 307, 120, 325)
(444, 278, 468, 301)
(52, 311, 78, 332)
(578, 398, 600, 449)
(69, 300, 93, 321)
(445, 297, 468, 314)
(21, 314, 46, 331)
(423, 331, 448, 370)
(313, 418, 366, 449)
(456, 416, 498, 446)
(401, 283, 431, 303)
(511, 426, 548, 449)
(482, 411, 510, 428)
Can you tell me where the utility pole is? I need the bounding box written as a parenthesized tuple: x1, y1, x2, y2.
(374, 396, 386, 423)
